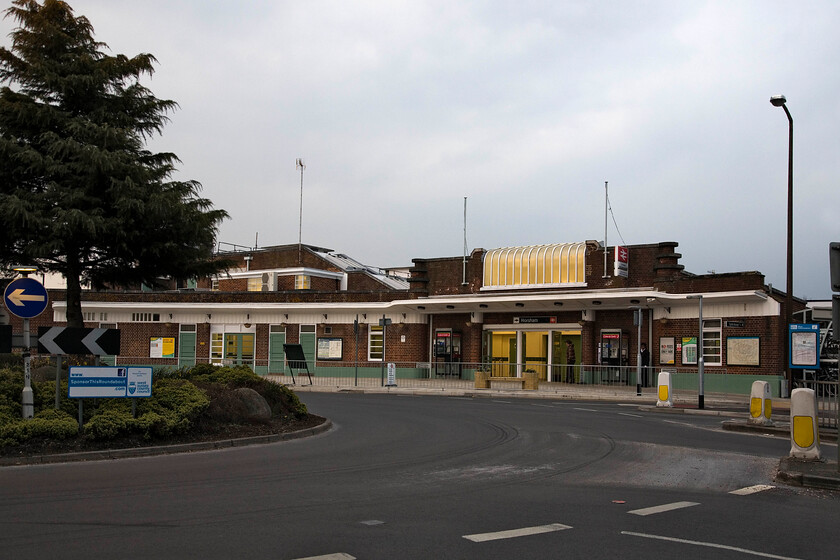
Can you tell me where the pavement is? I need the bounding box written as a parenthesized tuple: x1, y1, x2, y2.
(3, 380, 839, 492)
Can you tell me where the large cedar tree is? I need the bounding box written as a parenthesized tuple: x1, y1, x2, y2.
(0, 0, 228, 327)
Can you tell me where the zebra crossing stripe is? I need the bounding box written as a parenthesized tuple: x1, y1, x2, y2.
(464, 523, 572, 542)
(729, 485, 775, 495)
(628, 501, 699, 516)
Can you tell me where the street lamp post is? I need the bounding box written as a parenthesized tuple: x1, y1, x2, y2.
(687, 295, 704, 409)
(770, 95, 793, 388)
(631, 306, 642, 396)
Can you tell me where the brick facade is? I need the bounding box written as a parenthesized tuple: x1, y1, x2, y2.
(3, 241, 799, 381)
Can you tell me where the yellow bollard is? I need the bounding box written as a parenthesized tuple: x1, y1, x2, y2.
(789, 388, 821, 460)
(656, 371, 673, 407)
(748, 380, 773, 426)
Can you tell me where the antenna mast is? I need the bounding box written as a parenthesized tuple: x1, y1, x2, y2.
(603, 181, 610, 278)
(296, 158, 305, 265)
(462, 197, 468, 285)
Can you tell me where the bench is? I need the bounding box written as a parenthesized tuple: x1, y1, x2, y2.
(474, 371, 539, 390)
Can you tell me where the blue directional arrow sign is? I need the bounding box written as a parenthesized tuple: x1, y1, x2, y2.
(3, 277, 49, 319)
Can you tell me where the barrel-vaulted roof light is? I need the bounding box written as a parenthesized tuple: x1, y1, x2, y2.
(482, 242, 587, 290)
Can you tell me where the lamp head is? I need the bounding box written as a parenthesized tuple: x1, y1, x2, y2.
(13, 265, 38, 277)
(770, 95, 787, 107)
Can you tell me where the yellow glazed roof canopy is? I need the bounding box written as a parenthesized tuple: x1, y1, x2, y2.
(482, 242, 587, 290)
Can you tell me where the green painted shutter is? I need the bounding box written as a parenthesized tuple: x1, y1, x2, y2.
(268, 331, 286, 374)
(179, 332, 197, 367)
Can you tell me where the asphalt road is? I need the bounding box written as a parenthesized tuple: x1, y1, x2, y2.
(1, 393, 837, 559)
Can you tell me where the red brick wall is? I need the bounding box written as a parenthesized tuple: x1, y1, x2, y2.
(115, 322, 180, 366)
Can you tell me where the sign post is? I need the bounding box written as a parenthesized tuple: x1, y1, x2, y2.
(379, 316, 392, 386)
(687, 295, 704, 409)
(4, 276, 49, 419)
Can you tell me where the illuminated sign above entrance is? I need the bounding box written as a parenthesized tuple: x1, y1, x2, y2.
(514, 317, 557, 324)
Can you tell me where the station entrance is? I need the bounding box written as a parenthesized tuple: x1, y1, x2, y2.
(482, 325, 580, 381)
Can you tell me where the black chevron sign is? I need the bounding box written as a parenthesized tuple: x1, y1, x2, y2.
(38, 327, 120, 356)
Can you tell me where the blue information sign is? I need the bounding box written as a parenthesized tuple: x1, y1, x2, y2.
(3, 277, 49, 319)
(789, 323, 820, 369)
(68, 366, 153, 398)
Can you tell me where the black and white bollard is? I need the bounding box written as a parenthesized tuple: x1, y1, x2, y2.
(789, 388, 821, 460)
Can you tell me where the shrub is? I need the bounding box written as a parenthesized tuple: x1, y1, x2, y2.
(32, 409, 78, 439)
(133, 411, 179, 440)
(252, 379, 308, 418)
(131, 378, 210, 436)
(0, 409, 78, 445)
(190, 364, 259, 386)
(84, 408, 132, 440)
(144, 378, 210, 420)
(0, 367, 22, 405)
(183, 362, 218, 379)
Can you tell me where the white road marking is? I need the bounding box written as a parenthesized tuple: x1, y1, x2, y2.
(573, 407, 599, 412)
(293, 554, 356, 560)
(661, 419, 694, 426)
(492, 400, 512, 404)
(531, 403, 554, 408)
(729, 484, 775, 495)
(359, 519, 384, 525)
(621, 531, 803, 560)
(628, 501, 699, 516)
(463, 523, 572, 542)
(617, 412, 643, 418)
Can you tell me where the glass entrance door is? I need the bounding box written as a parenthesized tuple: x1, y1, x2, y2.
(487, 331, 517, 377)
(225, 333, 255, 366)
(523, 331, 548, 379)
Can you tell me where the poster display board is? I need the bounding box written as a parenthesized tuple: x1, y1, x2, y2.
(150, 337, 175, 358)
(659, 337, 675, 365)
(789, 324, 820, 369)
(317, 337, 343, 360)
(727, 337, 760, 366)
(681, 337, 697, 365)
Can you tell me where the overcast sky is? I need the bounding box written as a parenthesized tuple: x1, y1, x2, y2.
(3, 1, 839, 299)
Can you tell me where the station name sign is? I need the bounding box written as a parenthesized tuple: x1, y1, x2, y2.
(514, 317, 557, 324)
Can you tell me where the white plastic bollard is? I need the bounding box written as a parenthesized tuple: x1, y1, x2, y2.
(748, 380, 773, 426)
(656, 371, 673, 407)
(789, 388, 821, 460)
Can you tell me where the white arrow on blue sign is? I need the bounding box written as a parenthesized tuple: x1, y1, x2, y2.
(3, 277, 49, 319)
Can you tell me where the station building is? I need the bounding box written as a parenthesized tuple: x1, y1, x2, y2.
(6, 240, 799, 396)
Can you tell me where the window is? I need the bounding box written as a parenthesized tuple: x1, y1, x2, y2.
(210, 332, 224, 364)
(247, 277, 262, 292)
(295, 275, 311, 290)
(703, 319, 722, 366)
(83, 311, 108, 322)
(368, 326, 383, 361)
(211, 278, 219, 291)
(131, 313, 160, 322)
